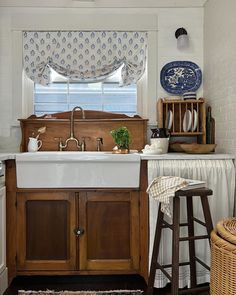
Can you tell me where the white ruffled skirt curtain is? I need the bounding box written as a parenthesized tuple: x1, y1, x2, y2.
(148, 159, 235, 289)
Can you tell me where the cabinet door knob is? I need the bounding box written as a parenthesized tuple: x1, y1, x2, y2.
(74, 228, 85, 236)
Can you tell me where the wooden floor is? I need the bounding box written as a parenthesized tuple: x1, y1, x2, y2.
(4, 275, 209, 295)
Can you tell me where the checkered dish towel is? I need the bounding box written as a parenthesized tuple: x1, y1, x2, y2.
(146, 176, 188, 217)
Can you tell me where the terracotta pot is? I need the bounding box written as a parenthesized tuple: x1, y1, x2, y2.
(112, 148, 129, 154)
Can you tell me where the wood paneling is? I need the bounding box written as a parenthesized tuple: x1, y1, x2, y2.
(26, 200, 69, 260)
(19, 111, 148, 152)
(86, 201, 130, 259)
(16, 192, 76, 271)
(12, 188, 143, 275)
(79, 191, 140, 271)
(5, 160, 17, 284)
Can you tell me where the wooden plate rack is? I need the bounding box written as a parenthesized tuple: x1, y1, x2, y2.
(157, 98, 206, 143)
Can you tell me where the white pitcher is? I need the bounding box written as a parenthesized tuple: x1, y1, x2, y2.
(27, 137, 42, 152)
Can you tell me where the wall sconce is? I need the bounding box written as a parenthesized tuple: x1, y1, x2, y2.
(175, 27, 189, 49)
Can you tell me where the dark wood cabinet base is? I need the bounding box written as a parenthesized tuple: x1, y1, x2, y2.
(6, 160, 149, 284)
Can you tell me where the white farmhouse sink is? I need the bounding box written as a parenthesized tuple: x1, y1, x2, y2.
(15, 151, 141, 188)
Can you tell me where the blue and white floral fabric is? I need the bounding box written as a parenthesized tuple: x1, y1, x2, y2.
(23, 31, 148, 86)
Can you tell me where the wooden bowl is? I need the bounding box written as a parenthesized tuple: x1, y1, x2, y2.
(179, 143, 217, 154)
(169, 143, 185, 152)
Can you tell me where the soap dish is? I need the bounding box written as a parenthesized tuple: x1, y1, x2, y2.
(142, 149, 163, 155)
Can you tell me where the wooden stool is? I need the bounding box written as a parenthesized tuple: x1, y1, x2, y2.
(146, 188, 213, 295)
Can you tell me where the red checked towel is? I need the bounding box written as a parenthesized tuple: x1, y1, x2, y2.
(146, 176, 188, 217)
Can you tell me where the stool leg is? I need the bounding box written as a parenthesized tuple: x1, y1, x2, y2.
(146, 202, 164, 295)
(186, 196, 197, 288)
(171, 196, 180, 295)
(200, 196, 213, 245)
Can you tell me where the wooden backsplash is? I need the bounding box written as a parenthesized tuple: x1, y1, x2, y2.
(19, 110, 148, 152)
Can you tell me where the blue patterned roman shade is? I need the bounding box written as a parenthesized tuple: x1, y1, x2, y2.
(23, 31, 148, 86)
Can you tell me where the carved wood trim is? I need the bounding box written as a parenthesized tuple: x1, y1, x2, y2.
(19, 110, 148, 152)
(28, 110, 142, 120)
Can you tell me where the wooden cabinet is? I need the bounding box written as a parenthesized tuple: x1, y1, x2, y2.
(16, 192, 77, 271)
(78, 191, 139, 271)
(6, 160, 148, 283)
(16, 190, 140, 274)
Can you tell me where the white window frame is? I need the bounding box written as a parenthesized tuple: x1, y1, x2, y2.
(11, 13, 158, 126)
(33, 70, 138, 116)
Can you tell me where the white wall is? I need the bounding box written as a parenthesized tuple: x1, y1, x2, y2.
(204, 0, 236, 155)
(0, 3, 204, 151)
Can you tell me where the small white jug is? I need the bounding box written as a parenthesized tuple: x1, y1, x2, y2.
(27, 137, 42, 152)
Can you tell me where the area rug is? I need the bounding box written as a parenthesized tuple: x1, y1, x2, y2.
(18, 290, 143, 295)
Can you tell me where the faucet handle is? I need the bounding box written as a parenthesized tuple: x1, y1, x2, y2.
(80, 136, 91, 151)
(96, 137, 103, 151)
(96, 137, 103, 144)
(54, 137, 64, 151)
(81, 137, 86, 151)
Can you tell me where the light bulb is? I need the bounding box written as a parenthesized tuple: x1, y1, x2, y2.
(177, 34, 189, 50)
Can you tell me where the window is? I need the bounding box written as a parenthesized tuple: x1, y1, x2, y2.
(34, 68, 137, 117)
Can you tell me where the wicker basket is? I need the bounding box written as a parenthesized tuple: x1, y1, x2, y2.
(210, 218, 236, 295)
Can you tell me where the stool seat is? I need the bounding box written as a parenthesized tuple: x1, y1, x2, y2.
(175, 188, 213, 197)
(146, 187, 213, 295)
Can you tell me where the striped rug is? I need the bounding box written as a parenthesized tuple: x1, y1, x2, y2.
(18, 290, 143, 295)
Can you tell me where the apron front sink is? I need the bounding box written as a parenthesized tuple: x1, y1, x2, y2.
(16, 151, 141, 188)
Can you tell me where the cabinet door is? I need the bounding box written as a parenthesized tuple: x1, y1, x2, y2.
(17, 192, 76, 271)
(79, 191, 140, 271)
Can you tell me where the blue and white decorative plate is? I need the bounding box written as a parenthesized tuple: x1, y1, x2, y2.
(160, 61, 202, 95)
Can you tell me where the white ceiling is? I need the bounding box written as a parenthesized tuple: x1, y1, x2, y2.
(0, 0, 208, 8)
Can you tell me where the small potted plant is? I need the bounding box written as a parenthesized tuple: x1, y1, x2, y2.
(110, 126, 131, 154)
